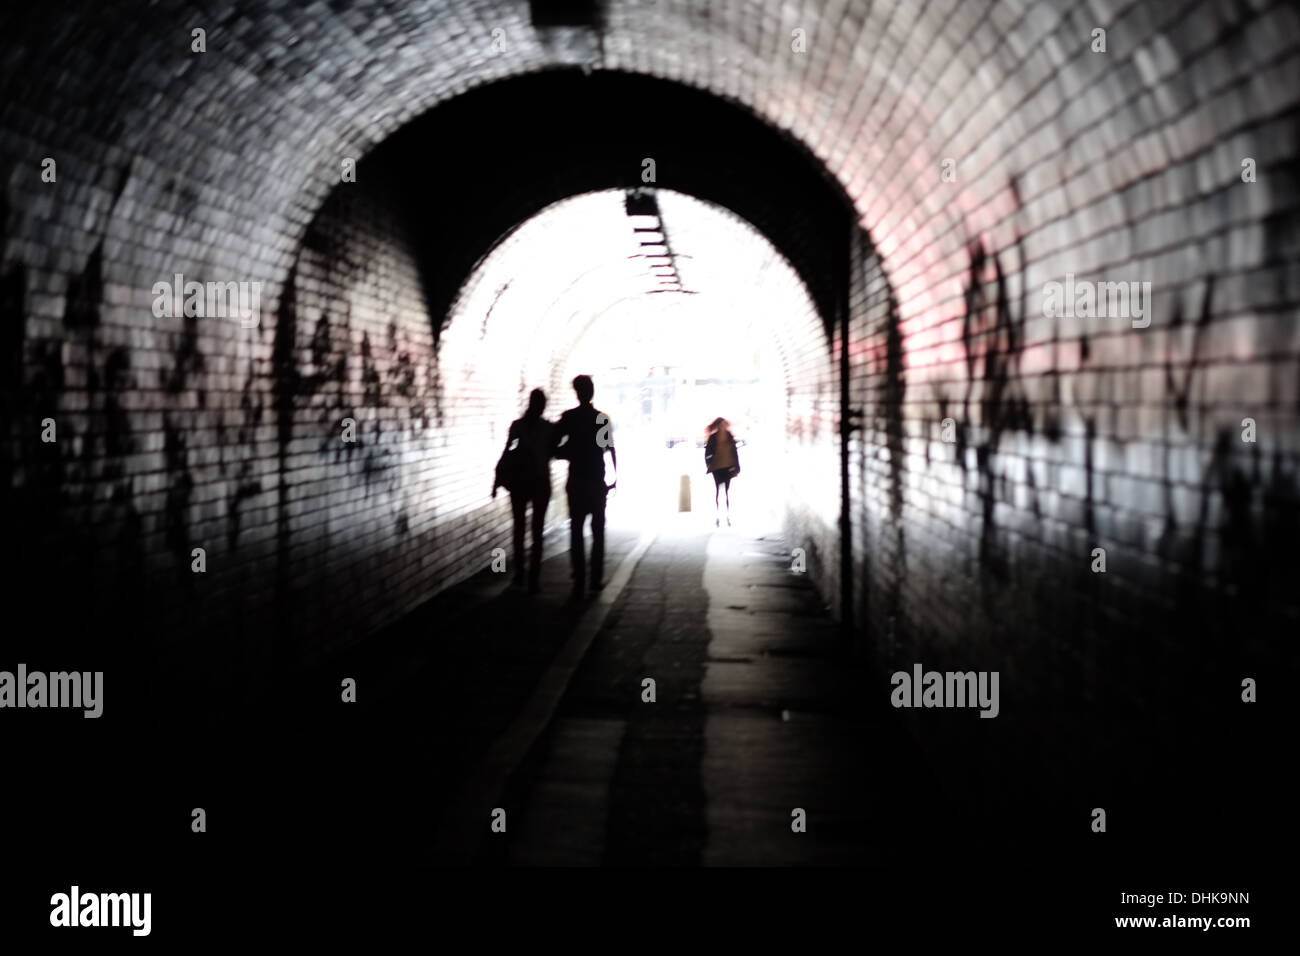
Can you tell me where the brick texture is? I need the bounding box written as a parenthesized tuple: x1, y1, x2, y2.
(1, 1, 1297, 757)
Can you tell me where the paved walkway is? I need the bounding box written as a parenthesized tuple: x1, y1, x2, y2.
(216, 501, 951, 867)
(505, 518, 881, 865)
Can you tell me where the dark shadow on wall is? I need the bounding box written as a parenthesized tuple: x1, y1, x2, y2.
(874, 289, 907, 660)
(268, 182, 448, 679)
(0, 191, 55, 616)
(1155, 275, 1299, 681)
(883, 289, 905, 523)
(877, 197, 1296, 861)
(957, 235, 1034, 592)
(225, 359, 266, 552)
(271, 260, 300, 676)
(0, 169, 170, 702)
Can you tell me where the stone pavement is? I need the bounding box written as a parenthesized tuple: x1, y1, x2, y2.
(203, 509, 955, 867)
(506, 518, 884, 865)
(468, 513, 949, 866)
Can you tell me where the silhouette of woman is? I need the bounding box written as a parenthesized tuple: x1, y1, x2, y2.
(705, 417, 740, 527)
(493, 389, 554, 592)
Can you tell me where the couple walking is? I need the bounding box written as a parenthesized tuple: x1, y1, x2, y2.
(492, 374, 616, 601)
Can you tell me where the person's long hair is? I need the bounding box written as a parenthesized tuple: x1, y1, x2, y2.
(707, 416, 730, 437)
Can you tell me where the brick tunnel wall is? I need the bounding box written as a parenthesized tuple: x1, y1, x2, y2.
(2, 0, 1298, 734)
(276, 178, 519, 664)
(783, 310, 842, 609)
(836, 5, 1300, 795)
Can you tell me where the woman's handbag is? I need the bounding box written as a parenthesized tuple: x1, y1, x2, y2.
(494, 441, 531, 495)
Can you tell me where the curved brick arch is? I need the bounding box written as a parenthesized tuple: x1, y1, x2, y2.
(353, 68, 860, 331)
(3, 1, 1295, 319)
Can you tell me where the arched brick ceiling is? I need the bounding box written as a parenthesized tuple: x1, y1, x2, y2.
(358, 68, 855, 329)
(7, 0, 1292, 349)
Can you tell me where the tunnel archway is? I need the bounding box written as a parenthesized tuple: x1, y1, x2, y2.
(274, 154, 850, 668)
(438, 187, 836, 534)
(351, 68, 863, 333)
(260, 67, 870, 670)
(0, 2, 1294, 880)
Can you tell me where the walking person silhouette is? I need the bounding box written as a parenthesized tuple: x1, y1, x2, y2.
(553, 374, 617, 601)
(492, 388, 554, 593)
(705, 416, 740, 526)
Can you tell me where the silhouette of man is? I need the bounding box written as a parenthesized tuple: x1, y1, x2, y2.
(553, 374, 617, 600)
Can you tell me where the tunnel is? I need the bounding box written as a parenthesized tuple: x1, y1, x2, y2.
(2, 0, 1296, 934)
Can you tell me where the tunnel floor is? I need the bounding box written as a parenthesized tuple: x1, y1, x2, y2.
(184, 512, 969, 868)
(23, 508, 1270, 880)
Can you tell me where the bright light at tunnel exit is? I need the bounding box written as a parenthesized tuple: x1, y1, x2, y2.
(446, 189, 832, 530)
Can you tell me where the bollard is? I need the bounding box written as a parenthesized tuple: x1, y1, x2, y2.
(679, 473, 692, 512)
